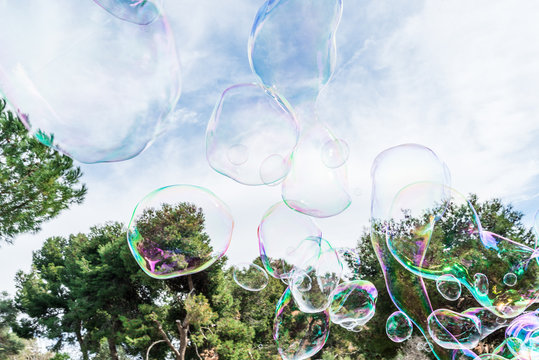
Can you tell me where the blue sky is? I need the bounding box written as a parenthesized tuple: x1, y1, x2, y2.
(1, 0, 538, 295)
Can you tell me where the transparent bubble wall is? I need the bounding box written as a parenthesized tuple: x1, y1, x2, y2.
(0, 0, 180, 163)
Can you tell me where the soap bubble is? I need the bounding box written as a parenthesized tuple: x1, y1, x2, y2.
(474, 273, 489, 296)
(387, 183, 539, 318)
(274, 288, 330, 360)
(127, 185, 233, 279)
(0, 0, 180, 163)
(233, 262, 269, 291)
(462, 307, 508, 339)
(336, 247, 361, 281)
(248, 0, 343, 106)
(258, 202, 322, 279)
(436, 274, 462, 301)
(504, 310, 539, 360)
(281, 119, 351, 218)
(93, 0, 163, 25)
(329, 280, 378, 326)
(206, 83, 299, 185)
(289, 237, 343, 313)
(321, 138, 349, 168)
(428, 309, 481, 350)
(503, 273, 517, 287)
(386, 311, 413, 343)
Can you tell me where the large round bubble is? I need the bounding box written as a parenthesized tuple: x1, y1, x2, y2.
(427, 309, 481, 350)
(127, 185, 233, 279)
(0, 0, 180, 163)
(206, 83, 298, 185)
(258, 202, 322, 279)
(386, 311, 413, 343)
(274, 288, 330, 360)
(329, 280, 378, 327)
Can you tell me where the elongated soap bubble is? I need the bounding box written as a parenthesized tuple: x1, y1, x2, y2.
(386, 311, 413, 343)
(462, 307, 507, 340)
(281, 119, 351, 217)
(249, 0, 343, 106)
(289, 237, 342, 313)
(233, 262, 269, 291)
(127, 185, 233, 279)
(274, 288, 330, 360)
(387, 183, 539, 318)
(474, 273, 489, 296)
(427, 309, 481, 350)
(258, 202, 322, 279)
(436, 274, 462, 301)
(206, 83, 299, 185)
(0, 0, 180, 163)
(93, 0, 163, 25)
(329, 280, 378, 326)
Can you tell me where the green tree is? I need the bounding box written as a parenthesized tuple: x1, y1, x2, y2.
(0, 99, 86, 244)
(0, 292, 24, 359)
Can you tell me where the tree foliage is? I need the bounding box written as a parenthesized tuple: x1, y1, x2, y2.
(0, 99, 86, 244)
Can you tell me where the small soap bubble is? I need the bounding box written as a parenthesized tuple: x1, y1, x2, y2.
(260, 154, 289, 185)
(329, 280, 378, 327)
(227, 144, 249, 166)
(127, 185, 233, 279)
(436, 274, 462, 301)
(386, 311, 413, 343)
(274, 288, 330, 360)
(474, 273, 489, 296)
(503, 272, 517, 287)
(233, 262, 269, 291)
(321, 138, 349, 168)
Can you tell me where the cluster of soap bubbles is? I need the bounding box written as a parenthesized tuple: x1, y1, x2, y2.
(371, 143, 539, 360)
(0, 0, 180, 163)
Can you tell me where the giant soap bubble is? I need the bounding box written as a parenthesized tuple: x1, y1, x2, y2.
(127, 185, 233, 279)
(0, 0, 180, 163)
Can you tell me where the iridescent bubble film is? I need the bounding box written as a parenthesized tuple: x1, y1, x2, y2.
(248, 0, 342, 106)
(206, 83, 299, 185)
(274, 288, 330, 360)
(92, 0, 163, 25)
(233, 262, 269, 292)
(427, 309, 481, 350)
(504, 310, 539, 360)
(0, 0, 180, 163)
(328, 280, 378, 327)
(386, 311, 413, 343)
(258, 202, 322, 279)
(127, 185, 234, 279)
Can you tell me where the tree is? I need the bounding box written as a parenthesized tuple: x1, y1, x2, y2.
(0, 292, 24, 359)
(0, 99, 86, 244)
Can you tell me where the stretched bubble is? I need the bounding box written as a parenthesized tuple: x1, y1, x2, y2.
(281, 119, 351, 218)
(248, 0, 343, 106)
(206, 83, 299, 185)
(503, 273, 517, 287)
(436, 274, 462, 301)
(329, 280, 378, 327)
(289, 237, 343, 313)
(462, 307, 508, 340)
(127, 185, 233, 279)
(427, 309, 481, 350)
(233, 262, 269, 291)
(0, 0, 180, 163)
(258, 202, 322, 279)
(321, 138, 349, 168)
(386, 311, 413, 343)
(93, 0, 163, 25)
(387, 183, 539, 318)
(274, 288, 330, 360)
(474, 273, 489, 296)
(336, 247, 361, 281)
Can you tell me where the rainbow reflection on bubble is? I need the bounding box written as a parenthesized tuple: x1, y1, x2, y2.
(386, 311, 413, 343)
(329, 280, 378, 328)
(127, 185, 233, 279)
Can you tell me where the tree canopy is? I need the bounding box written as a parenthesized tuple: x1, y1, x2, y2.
(0, 99, 87, 244)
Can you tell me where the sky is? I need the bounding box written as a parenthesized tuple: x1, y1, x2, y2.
(1, 0, 538, 296)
